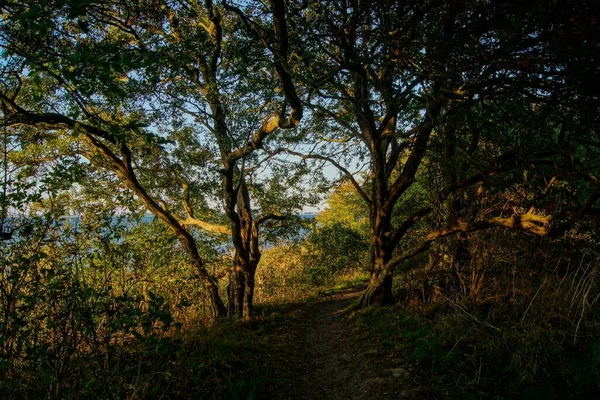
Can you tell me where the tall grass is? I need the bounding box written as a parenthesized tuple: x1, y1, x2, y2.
(353, 230, 600, 399)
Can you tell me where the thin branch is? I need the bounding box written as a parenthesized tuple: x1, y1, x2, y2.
(307, 101, 361, 137)
(272, 146, 371, 204)
(222, 0, 275, 53)
(255, 213, 288, 226)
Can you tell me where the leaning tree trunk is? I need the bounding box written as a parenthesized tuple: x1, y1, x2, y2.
(102, 148, 228, 319)
(175, 230, 228, 318)
(202, 273, 228, 318)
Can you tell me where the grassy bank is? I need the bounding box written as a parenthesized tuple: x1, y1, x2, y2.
(350, 256, 600, 399)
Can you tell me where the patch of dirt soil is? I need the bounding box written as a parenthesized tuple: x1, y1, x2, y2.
(271, 287, 419, 399)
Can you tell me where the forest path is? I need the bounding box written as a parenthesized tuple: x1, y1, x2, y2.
(271, 287, 418, 400)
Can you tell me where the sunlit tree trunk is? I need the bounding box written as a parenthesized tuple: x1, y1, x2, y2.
(223, 176, 262, 320)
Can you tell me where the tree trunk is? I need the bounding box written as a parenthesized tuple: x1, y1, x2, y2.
(243, 270, 255, 321)
(227, 262, 245, 318)
(223, 179, 261, 320)
(362, 203, 394, 306)
(360, 252, 393, 306)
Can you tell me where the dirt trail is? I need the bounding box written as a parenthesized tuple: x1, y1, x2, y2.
(272, 287, 418, 400)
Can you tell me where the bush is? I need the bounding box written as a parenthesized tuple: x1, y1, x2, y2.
(301, 223, 368, 284)
(0, 213, 261, 399)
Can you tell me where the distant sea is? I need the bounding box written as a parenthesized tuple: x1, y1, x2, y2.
(2, 213, 317, 247)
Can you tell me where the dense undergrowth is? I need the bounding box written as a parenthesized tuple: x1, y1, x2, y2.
(0, 211, 366, 399)
(2, 191, 599, 399)
(352, 231, 600, 399)
(2, 204, 599, 400)
(2, 1, 599, 398)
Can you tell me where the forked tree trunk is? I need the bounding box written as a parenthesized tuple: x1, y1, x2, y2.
(229, 252, 259, 320)
(202, 0, 300, 320)
(225, 182, 262, 320)
(228, 256, 259, 320)
(238, 230, 261, 321)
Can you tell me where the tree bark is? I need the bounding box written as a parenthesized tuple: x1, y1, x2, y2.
(228, 261, 245, 318)
(360, 258, 393, 307)
(243, 269, 256, 321)
(362, 198, 394, 306)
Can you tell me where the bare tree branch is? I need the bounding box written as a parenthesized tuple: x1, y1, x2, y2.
(178, 217, 231, 235)
(386, 211, 552, 271)
(254, 213, 288, 226)
(178, 181, 231, 234)
(271, 147, 371, 204)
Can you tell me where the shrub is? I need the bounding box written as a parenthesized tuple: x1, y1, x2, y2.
(301, 223, 368, 284)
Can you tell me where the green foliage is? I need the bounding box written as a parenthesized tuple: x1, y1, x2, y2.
(292, 182, 371, 284)
(0, 218, 178, 398)
(255, 243, 316, 304)
(255, 241, 369, 305)
(302, 223, 368, 284)
(316, 182, 369, 236)
(0, 209, 289, 399)
(1, 0, 599, 398)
